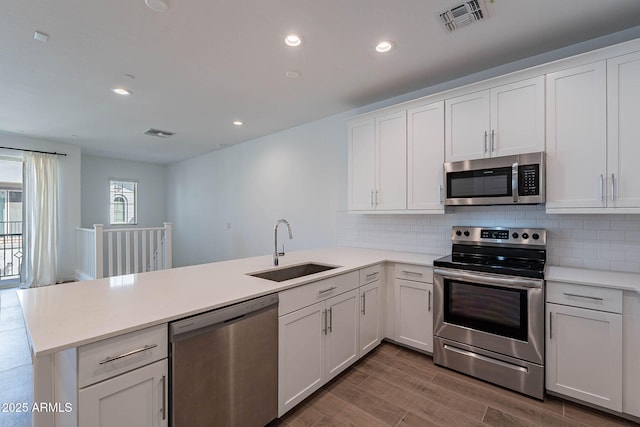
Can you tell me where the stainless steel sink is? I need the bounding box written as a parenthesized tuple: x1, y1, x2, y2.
(249, 263, 340, 282)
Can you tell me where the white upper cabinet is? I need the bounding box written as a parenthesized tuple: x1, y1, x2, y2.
(546, 51, 640, 213)
(445, 90, 490, 161)
(546, 61, 607, 210)
(407, 101, 445, 212)
(348, 111, 407, 211)
(607, 50, 640, 209)
(445, 76, 545, 162)
(348, 119, 376, 211)
(376, 111, 407, 210)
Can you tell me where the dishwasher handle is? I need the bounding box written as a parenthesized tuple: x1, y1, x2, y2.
(170, 293, 279, 341)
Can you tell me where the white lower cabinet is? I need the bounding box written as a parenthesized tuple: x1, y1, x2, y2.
(79, 359, 168, 427)
(623, 291, 640, 417)
(394, 264, 433, 353)
(546, 282, 623, 411)
(359, 280, 381, 356)
(278, 272, 360, 417)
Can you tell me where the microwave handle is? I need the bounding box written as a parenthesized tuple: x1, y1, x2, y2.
(512, 162, 519, 203)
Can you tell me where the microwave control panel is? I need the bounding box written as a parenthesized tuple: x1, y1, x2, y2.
(519, 164, 539, 196)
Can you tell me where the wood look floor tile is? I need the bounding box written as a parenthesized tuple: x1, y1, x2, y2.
(326, 378, 406, 426)
(563, 401, 635, 426)
(308, 389, 391, 427)
(358, 371, 488, 426)
(482, 407, 540, 427)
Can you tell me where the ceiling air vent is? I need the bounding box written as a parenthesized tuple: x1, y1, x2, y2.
(145, 128, 175, 138)
(440, 0, 486, 33)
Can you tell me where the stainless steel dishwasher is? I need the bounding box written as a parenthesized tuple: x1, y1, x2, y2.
(169, 293, 278, 427)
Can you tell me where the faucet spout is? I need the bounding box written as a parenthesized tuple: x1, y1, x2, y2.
(273, 219, 293, 266)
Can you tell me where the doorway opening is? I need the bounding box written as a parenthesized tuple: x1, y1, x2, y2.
(0, 159, 22, 289)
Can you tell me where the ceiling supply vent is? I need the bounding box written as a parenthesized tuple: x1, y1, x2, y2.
(440, 0, 486, 33)
(144, 128, 175, 138)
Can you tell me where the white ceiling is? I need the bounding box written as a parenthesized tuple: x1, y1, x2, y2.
(2, 0, 640, 164)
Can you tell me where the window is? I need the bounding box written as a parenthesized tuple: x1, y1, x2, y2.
(109, 179, 137, 225)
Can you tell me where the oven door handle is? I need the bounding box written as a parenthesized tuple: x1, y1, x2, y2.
(433, 268, 543, 289)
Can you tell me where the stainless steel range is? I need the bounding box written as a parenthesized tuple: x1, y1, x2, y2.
(433, 226, 547, 399)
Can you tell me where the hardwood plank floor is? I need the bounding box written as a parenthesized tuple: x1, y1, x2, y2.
(273, 342, 635, 427)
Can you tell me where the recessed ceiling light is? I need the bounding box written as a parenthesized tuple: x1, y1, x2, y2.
(284, 34, 303, 47)
(233, 121, 244, 126)
(34, 31, 49, 43)
(112, 88, 132, 96)
(285, 71, 301, 79)
(375, 41, 394, 53)
(145, 0, 169, 12)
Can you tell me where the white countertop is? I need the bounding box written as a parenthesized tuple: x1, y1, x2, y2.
(18, 247, 438, 357)
(546, 265, 640, 294)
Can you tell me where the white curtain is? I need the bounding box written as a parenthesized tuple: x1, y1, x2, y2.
(23, 152, 60, 287)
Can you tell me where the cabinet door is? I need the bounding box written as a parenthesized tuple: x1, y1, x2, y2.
(348, 119, 376, 211)
(395, 279, 433, 353)
(278, 302, 324, 417)
(546, 303, 622, 411)
(78, 359, 168, 427)
(623, 292, 640, 417)
(445, 90, 490, 161)
(546, 62, 607, 210)
(607, 51, 640, 209)
(490, 76, 545, 157)
(376, 111, 407, 210)
(325, 289, 359, 381)
(407, 101, 445, 211)
(359, 281, 381, 356)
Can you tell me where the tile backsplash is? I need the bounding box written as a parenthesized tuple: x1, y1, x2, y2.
(336, 205, 640, 273)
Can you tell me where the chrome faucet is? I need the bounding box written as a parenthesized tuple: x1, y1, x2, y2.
(273, 219, 293, 266)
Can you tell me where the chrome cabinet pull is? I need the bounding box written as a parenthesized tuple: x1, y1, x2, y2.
(99, 344, 158, 365)
(439, 184, 444, 204)
(611, 173, 616, 201)
(365, 272, 378, 279)
(402, 270, 423, 276)
(484, 131, 488, 153)
(549, 312, 552, 340)
(322, 309, 327, 335)
(318, 286, 337, 294)
(361, 294, 366, 315)
(491, 129, 495, 152)
(328, 307, 333, 333)
(370, 190, 374, 207)
(563, 292, 604, 301)
(600, 174, 605, 203)
(375, 190, 379, 206)
(161, 374, 166, 420)
(428, 290, 432, 312)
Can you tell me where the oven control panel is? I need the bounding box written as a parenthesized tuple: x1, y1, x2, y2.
(452, 227, 546, 246)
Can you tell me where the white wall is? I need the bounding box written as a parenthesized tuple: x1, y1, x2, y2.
(81, 155, 167, 229)
(0, 133, 81, 282)
(167, 114, 347, 267)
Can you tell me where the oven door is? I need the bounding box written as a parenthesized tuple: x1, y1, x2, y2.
(433, 268, 544, 364)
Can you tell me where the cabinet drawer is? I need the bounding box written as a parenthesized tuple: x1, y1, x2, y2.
(547, 282, 622, 314)
(395, 264, 433, 283)
(78, 324, 168, 388)
(279, 271, 359, 316)
(360, 265, 382, 285)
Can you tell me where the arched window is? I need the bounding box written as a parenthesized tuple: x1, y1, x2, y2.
(109, 179, 137, 225)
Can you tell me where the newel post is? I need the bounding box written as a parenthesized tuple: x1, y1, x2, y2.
(94, 224, 104, 279)
(163, 222, 172, 269)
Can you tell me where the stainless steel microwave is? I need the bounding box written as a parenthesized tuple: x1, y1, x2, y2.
(444, 152, 545, 206)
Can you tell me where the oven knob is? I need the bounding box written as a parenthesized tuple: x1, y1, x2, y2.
(512, 232, 519, 239)
(455, 230, 462, 236)
(463, 230, 470, 237)
(532, 233, 540, 240)
(522, 233, 529, 239)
